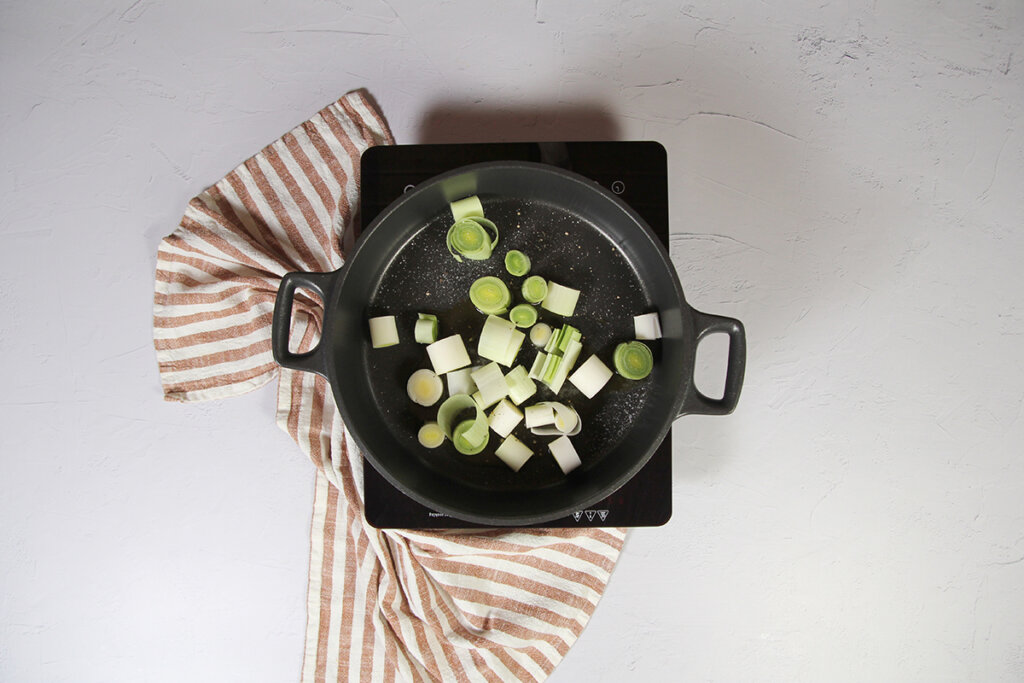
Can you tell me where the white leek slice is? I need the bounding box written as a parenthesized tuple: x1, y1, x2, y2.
(524, 403, 555, 428)
(528, 352, 547, 380)
(470, 362, 509, 409)
(446, 367, 476, 397)
(547, 338, 583, 394)
(488, 398, 523, 438)
(450, 195, 484, 221)
(569, 354, 613, 398)
(548, 435, 582, 474)
(504, 365, 537, 405)
(634, 312, 663, 340)
(502, 329, 526, 367)
(368, 315, 399, 348)
(529, 322, 552, 347)
(478, 315, 515, 365)
(407, 369, 443, 406)
(541, 281, 580, 317)
(426, 334, 471, 375)
(417, 422, 445, 448)
(529, 402, 582, 436)
(495, 435, 533, 472)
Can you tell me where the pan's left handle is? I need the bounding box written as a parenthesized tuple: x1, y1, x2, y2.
(272, 269, 341, 378)
(679, 309, 746, 416)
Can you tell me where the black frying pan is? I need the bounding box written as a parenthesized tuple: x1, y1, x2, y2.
(272, 161, 745, 526)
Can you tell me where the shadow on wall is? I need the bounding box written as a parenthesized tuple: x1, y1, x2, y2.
(414, 103, 622, 143)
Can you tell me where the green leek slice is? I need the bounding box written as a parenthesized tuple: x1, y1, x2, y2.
(437, 394, 489, 455)
(469, 276, 511, 315)
(414, 313, 439, 344)
(447, 217, 498, 262)
(613, 341, 653, 380)
(450, 195, 484, 222)
(509, 303, 538, 328)
(521, 276, 548, 304)
(504, 250, 531, 276)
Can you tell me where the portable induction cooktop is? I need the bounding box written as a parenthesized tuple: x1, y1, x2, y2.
(360, 141, 672, 528)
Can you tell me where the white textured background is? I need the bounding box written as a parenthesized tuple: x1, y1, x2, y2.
(2, 1, 1023, 681)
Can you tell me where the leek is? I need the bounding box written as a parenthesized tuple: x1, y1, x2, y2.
(446, 367, 476, 397)
(524, 403, 555, 428)
(509, 303, 538, 328)
(541, 281, 580, 317)
(504, 250, 531, 276)
(417, 422, 445, 449)
(414, 313, 439, 344)
(504, 365, 537, 405)
(521, 275, 548, 304)
(426, 334, 471, 374)
(447, 217, 498, 262)
(368, 315, 399, 348)
(613, 341, 653, 380)
(450, 195, 484, 222)
(528, 352, 547, 380)
(470, 362, 509, 409)
(568, 354, 613, 398)
(634, 312, 662, 340)
(547, 338, 582, 394)
(494, 434, 533, 472)
(407, 368, 443, 407)
(478, 314, 524, 367)
(437, 394, 489, 455)
(529, 322, 552, 347)
(469, 276, 511, 315)
(548, 435, 582, 474)
(488, 398, 523, 438)
(529, 402, 582, 436)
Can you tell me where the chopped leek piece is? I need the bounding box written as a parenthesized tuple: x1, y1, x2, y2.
(414, 313, 439, 344)
(449, 195, 484, 222)
(547, 338, 582, 394)
(470, 362, 509, 409)
(504, 250, 531, 276)
(407, 368, 443, 406)
(529, 403, 582, 436)
(453, 419, 489, 454)
(521, 276, 548, 304)
(524, 403, 555, 428)
(548, 435, 582, 474)
(417, 422, 445, 449)
(437, 394, 489, 455)
(529, 322, 552, 347)
(426, 334, 471, 375)
(613, 341, 654, 379)
(541, 281, 580, 317)
(509, 303, 538, 328)
(568, 354, 613, 398)
(494, 434, 533, 472)
(478, 314, 524, 366)
(504, 365, 537, 405)
(488, 398, 523, 438)
(469, 276, 511, 315)
(368, 315, 399, 348)
(447, 217, 499, 262)
(634, 312, 663, 340)
(446, 367, 476, 397)
(528, 352, 547, 380)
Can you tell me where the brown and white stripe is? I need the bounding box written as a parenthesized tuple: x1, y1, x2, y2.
(153, 90, 626, 682)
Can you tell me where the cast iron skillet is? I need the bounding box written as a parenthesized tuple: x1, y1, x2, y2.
(272, 161, 745, 526)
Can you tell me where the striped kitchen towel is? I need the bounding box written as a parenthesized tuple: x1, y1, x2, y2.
(152, 89, 626, 682)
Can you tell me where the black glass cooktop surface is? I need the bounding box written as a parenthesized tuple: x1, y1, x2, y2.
(360, 141, 671, 528)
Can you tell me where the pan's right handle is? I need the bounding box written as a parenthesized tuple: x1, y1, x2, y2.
(679, 309, 746, 416)
(272, 269, 341, 378)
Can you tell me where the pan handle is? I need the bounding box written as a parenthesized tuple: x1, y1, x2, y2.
(679, 309, 746, 416)
(271, 269, 341, 378)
